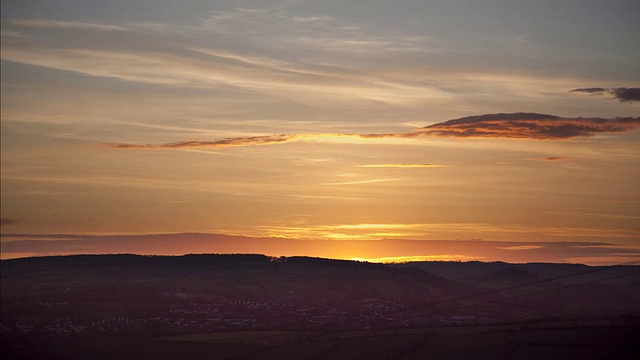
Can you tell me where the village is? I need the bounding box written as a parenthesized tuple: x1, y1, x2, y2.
(2, 296, 498, 342)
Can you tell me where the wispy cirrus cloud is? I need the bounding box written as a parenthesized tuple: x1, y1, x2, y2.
(1, 10, 445, 107)
(110, 134, 297, 149)
(108, 112, 640, 149)
(357, 164, 449, 168)
(570, 87, 640, 103)
(200, 8, 432, 54)
(498, 245, 543, 251)
(0, 45, 443, 106)
(258, 222, 640, 241)
(323, 178, 407, 186)
(6, 19, 132, 32)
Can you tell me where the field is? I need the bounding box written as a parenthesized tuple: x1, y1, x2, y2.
(5, 324, 638, 360)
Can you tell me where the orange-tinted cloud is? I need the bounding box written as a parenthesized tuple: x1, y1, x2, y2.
(108, 113, 640, 149)
(498, 245, 543, 251)
(108, 133, 391, 149)
(417, 113, 640, 139)
(540, 156, 567, 161)
(357, 164, 449, 168)
(518, 155, 568, 162)
(110, 134, 297, 149)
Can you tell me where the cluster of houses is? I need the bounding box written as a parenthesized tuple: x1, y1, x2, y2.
(2, 297, 497, 341)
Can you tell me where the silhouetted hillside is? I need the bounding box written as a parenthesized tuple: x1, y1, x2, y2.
(1, 254, 472, 305)
(2, 255, 639, 359)
(396, 260, 640, 312)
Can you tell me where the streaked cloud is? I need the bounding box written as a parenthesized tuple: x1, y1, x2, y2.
(323, 178, 407, 186)
(357, 164, 449, 168)
(1, 11, 446, 107)
(108, 133, 393, 149)
(418, 113, 640, 139)
(516, 155, 569, 162)
(110, 134, 296, 149)
(540, 156, 567, 161)
(539, 156, 567, 161)
(7, 19, 131, 32)
(498, 245, 543, 251)
(1, 218, 17, 226)
(108, 112, 640, 149)
(570, 87, 640, 103)
(1, 45, 443, 106)
(330, 224, 421, 230)
(254, 223, 639, 241)
(200, 8, 432, 54)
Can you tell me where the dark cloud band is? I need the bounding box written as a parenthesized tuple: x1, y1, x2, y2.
(417, 113, 640, 139)
(1, 218, 17, 226)
(570, 87, 640, 103)
(109, 112, 640, 149)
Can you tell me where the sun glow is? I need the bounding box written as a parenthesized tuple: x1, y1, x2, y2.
(253, 223, 427, 241)
(2, 1, 639, 267)
(351, 255, 483, 263)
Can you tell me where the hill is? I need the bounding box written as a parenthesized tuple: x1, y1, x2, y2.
(2, 255, 639, 359)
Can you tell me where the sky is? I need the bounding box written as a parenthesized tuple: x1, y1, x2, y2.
(1, 0, 639, 264)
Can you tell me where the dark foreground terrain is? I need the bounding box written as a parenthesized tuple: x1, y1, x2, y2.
(2, 254, 639, 359)
(5, 325, 640, 360)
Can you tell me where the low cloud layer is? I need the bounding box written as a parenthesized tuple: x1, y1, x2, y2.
(2, 233, 639, 265)
(570, 87, 640, 103)
(109, 113, 640, 149)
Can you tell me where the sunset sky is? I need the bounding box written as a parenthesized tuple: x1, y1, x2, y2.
(1, 0, 639, 264)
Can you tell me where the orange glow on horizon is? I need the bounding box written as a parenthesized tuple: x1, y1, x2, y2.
(350, 254, 484, 263)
